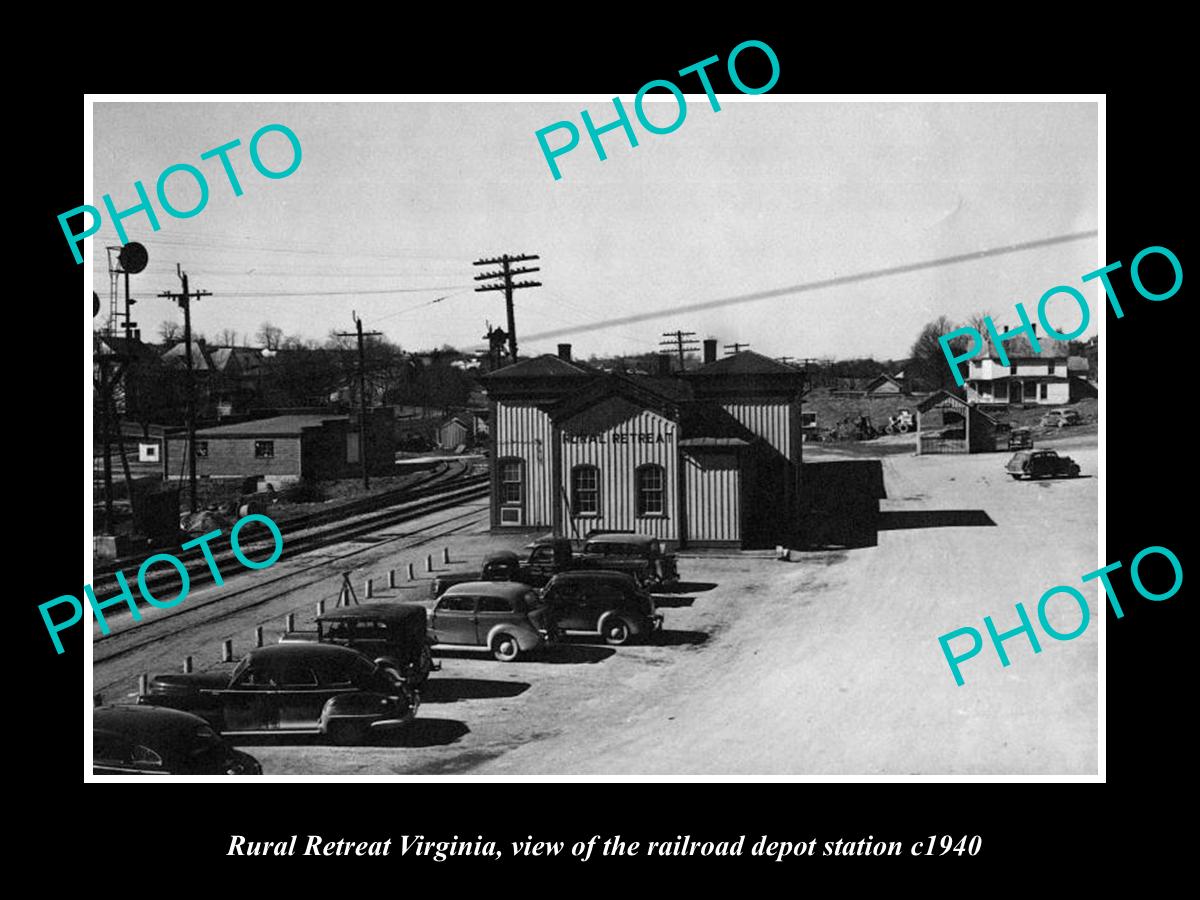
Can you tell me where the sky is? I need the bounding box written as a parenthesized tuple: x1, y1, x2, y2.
(89, 100, 1098, 361)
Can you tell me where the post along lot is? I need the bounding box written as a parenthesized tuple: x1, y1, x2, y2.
(94, 436, 1098, 775)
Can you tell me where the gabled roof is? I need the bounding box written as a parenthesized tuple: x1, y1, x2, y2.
(161, 341, 214, 371)
(980, 331, 1069, 361)
(916, 390, 999, 424)
(482, 354, 596, 380)
(550, 373, 681, 425)
(864, 373, 905, 393)
(686, 350, 801, 377)
(94, 334, 162, 363)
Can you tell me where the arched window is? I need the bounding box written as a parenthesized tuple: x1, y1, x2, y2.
(571, 465, 600, 516)
(636, 464, 665, 516)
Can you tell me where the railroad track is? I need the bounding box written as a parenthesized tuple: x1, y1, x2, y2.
(93, 495, 489, 675)
(91, 473, 489, 600)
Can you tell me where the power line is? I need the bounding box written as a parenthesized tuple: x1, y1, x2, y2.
(195, 286, 471, 298)
(659, 330, 699, 371)
(474, 253, 542, 363)
(522, 229, 1099, 342)
(335, 312, 384, 491)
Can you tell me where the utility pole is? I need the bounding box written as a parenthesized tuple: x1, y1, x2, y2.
(336, 312, 383, 490)
(473, 253, 541, 363)
(159, 266, 210, 514)
(724, 342, 751, 355)
(659, 330, 699, 371)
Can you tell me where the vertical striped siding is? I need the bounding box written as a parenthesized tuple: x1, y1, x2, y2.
(560, 410, 677, 542)
(722, 402, 791, 459)
(684, 452, 740, 542)
(494, 402, 554, 527)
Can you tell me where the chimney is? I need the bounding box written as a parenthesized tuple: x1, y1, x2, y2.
(703, 339, 718, 365)
(1003, 325, 1010, 333)
(656, 353, 673, 376)
(557, 343, 572, 361)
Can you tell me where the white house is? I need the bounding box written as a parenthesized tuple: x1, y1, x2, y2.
(964, 327, 1070, 406)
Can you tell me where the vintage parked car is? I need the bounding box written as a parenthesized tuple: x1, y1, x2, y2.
(540, 570, 662, 645)
(137, 643, 419, 746)
(428, 581, 557, 662)
(93, 705, 262, 775)
(1005, 449, 1081, 480)
(1040, 409, 1083, 428)
(279, 602, 437, 687)
(428, 548, 550, 598)
(1007, 426, 1033, 450)
(577, 532, 679, 586)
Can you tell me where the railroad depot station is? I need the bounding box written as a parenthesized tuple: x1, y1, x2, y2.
(482, 342, 883, 549)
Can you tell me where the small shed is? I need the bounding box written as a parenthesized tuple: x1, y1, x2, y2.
(916, 391, 1003, 454)
(437, 415, 471, 450)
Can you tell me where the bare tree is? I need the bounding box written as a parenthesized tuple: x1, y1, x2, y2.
(158, 320, 182, 344)
(256, 322, 284, 351)
(215, 328, 239, 346)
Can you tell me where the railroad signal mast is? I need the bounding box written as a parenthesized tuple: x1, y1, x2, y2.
(473, 253, 541, 364)
(105, 241, 149, 339)
(659, 330, 699, 371)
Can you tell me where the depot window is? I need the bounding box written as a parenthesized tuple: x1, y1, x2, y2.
(571, 465, 600, 516)
(254, 440, 275, 459)
(195, 441, 209, 458)
(499, 458, 524, 505)
(637, 464, 665, 516)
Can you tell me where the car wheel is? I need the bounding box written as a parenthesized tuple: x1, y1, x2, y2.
(603, 617, 632, 646)
(1010, 474, 1021, 480)
(415, 645, 434, 685)
(328, 720, 368, 747)
(492, 633, 521, 662)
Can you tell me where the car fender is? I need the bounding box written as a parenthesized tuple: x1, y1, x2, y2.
(373, 655, 402, 674)
(484, 622, 540, 652)
(597, 609, 644, 637)
(319, 692, 406, 730)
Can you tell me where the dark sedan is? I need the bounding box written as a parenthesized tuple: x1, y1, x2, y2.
(578, 533, 679, 586)
(138, 643, 418, 746)
(94, 705, 262, 775)
(541, 570, 662, 645)
(279, 602, 437, 687)
(1005, 449, 1081, 480)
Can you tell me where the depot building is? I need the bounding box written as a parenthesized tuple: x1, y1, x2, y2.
(480, 343, 807, 549)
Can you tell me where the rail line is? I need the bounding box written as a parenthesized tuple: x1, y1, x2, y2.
(93, 507, 489, 693)
(92, 474, 489, 599)
(93, 483, 489, 669)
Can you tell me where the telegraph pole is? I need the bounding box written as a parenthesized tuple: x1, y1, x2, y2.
(159, 266, 210, 514)
(659, 330, 698, 371)
(473, 253, 541, 363)
(336, 312, 383, 490)
(724, 342, 751, 355)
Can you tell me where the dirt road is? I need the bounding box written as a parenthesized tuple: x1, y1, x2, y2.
(174, 438, 1096, 776)
(469, 440, 1097, 775)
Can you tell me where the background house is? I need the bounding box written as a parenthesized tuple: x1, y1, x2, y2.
(964, 326, 1071, 406)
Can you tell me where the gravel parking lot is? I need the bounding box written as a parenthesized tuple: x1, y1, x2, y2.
(95, 436, 1097, 775)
